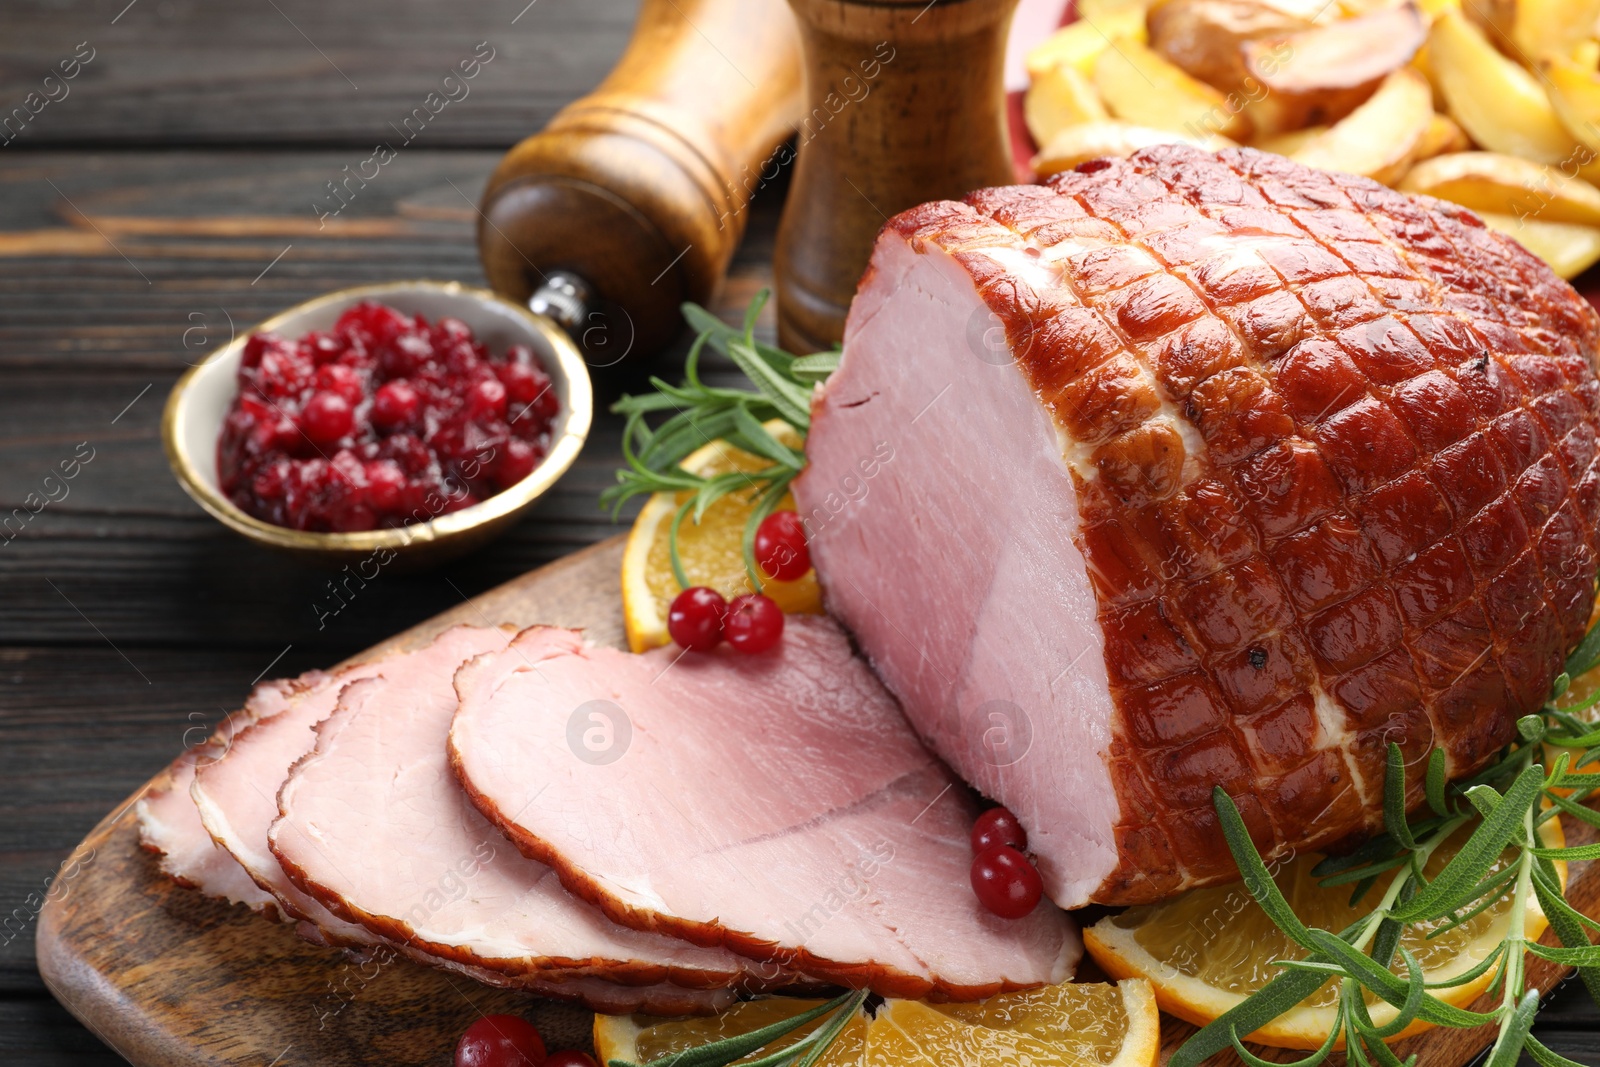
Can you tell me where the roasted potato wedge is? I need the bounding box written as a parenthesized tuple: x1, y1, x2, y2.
(1241, 4, 1426, 135)
(1146, 0, 1311, 91)
(1544, 55, 1600, 156)
(1253, 0, 1343, 20)
(1027, 14, 1145, 79)
(1415, 112, 1471, 160)
(1469, 0, 1600, 64)
(1093, 36, 1253, 139)
(1032, 121, 1238, 178)
(1480, 212, 1600, 278)
(1289, 67, 1433, 185)
(1253, 125, 1328, 155)
(1429, 11, 1579, 164)
(1025, 62, 1111, 148)
(1399, 151, 1600, 226)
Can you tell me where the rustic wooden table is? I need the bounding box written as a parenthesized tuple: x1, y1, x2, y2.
(2, 1, 1599, 1064)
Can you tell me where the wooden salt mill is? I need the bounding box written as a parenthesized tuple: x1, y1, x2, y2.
(775, 0, 1021, 353)
(477, 0, 803, 361)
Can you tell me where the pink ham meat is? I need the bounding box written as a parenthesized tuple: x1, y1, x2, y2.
(449, 617, 1082, 1001)
(191, 658, 388, 946)
(793, 146, 1600, 907)
(136, 680, 299, 914)
(269, 626, 763, 999)
(187, 626, 738, 1015)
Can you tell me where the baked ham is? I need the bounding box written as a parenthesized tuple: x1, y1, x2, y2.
(449, 617, 1082, 1000)
(269, 626, 762, 1001)
(795, 146, 1600, 907)
(191, 659, 387, 944)
(188, 629, 738, 1015)
(137, 679, 299, 916)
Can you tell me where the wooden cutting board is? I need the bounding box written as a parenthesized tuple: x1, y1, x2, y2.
(34, 534, 1600, 1066)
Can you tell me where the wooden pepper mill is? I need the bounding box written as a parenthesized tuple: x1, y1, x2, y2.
(775, 0, 1020, 353)
(478, 0, 803, 361)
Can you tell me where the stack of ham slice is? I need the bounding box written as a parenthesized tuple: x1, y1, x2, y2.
(139, 620, 1082, 1014)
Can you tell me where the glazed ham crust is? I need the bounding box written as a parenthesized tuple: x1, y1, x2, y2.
(800, 146, 1600, 905)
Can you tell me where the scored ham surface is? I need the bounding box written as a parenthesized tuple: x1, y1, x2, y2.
(269, 626, 765, 997)
(449, 617, 1082, 1001)
(795, 146, 1600, 907)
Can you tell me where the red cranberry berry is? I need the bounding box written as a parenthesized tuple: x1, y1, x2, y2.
(371, 380, 420, 429)
(668, 587, 727, 652)
(434, 316, 474, 344)
(454, 1014, 546, 1067)
(754, 510, 810, 582)
(314, 363, 363, 404)
(365, 460, 407, 511)
(543, 1054, 597, 1067)
(302, 330, 345, 365)
(496, 360, 544, 405)
(467, 377, 508, 420)
(300, 392, 354, 445)
(971, 807, 1027, 854)
(970, 845, 1043, 919)
(495, 438, 540, 489)
(724, 593, 784, 654)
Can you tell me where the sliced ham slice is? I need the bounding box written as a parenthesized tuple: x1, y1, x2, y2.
(139, 754, 281, 915)
(270, 626, 765, 994)
(186, 626, 738, 1014)
(192, 658, 388, 946)
(449, 617, 1082, 1001)
(137, 679, 301, 914)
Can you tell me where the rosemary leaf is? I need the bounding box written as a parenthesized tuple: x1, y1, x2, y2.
(1213, 787, 1318, 951)
(1565, 618, 1600, 677)
(726, 339, 812, 430)
(789, 990, 868, 1067)
(1302, 929, 1498, 1027)
(1383, 744, 1418, 850)
(1425, 748, 1450, 817)
(1364, 947, 1426, 1039)
(1525, 942, 1600, 966)
(1422, 941, 1505, 990)
(791, 351, 841, 382)
(1526, 1033, 1594, 1067)
(1169, 967, 1338, 1067)
(1542, 787, 1600, 831)
(626, 993, 853, 1067)
(1227, 1005, 1344, 1067)
(604, 291, 829, 587)
(1388, 766, 1543, 925)
(1482, 989, 1539, 1067)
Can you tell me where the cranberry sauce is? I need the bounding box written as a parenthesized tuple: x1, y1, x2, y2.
(217, 301, 559, 532)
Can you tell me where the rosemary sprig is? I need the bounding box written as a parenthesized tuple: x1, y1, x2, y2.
(605, 989, 869, 1067)
(1173, 619, 1600, 1067)
(600, 291, 836, 590)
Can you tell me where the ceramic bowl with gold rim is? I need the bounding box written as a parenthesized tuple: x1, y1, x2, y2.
(162, 280, 592, 568)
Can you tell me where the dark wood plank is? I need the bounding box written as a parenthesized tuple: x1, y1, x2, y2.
(0, 997, 127, 1066)
(1, 0, 636, 148)
(0, 149, 782, 372)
